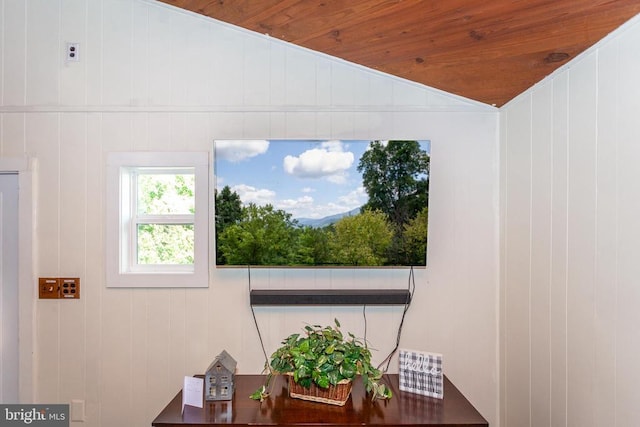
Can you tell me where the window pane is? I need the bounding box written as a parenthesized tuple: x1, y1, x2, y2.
(137, 171, 195, 215)
(137, 224, 194, 264)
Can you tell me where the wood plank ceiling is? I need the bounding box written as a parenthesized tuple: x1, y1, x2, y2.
(159, 0, 640, 106)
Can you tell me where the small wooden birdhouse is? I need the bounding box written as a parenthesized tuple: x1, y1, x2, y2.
(205, 350, 237, 401)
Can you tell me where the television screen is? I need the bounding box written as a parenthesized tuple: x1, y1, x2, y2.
(214, 139, 429, 267)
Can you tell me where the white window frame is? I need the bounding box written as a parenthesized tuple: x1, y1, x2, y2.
(106, 152, 209, 288)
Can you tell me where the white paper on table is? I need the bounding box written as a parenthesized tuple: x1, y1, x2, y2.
(182, 376, 204, 414)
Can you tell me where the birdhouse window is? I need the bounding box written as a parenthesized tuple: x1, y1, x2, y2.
(209, 387, 216, 397)
(221, 376, 229, 383)
(221, 386, 229, 396)
(209, 376, 216, 385)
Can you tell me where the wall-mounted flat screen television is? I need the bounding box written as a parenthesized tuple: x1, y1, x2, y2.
(214, 139, 429, 267)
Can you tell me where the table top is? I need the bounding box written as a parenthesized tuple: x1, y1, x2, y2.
(152, 374, 488, 427)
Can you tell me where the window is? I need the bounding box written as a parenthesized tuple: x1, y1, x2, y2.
(106, 152, 209, 287)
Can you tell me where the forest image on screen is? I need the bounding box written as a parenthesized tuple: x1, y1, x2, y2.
(214, 140, 429, 267)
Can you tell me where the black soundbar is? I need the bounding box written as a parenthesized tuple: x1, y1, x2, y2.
(249, 289, 411, 306)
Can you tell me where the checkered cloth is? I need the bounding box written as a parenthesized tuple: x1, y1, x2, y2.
(398, 349, 443, 399)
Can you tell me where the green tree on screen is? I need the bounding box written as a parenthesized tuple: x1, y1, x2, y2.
(294, 226, 333, 265)
(329, 209, 393, 266)
(214, 186, 243, 264)
(357, 140, 429, 265)
(357, 140, 429, 229)
(403, 206, 428, 265)
(218, 203, 298, 265)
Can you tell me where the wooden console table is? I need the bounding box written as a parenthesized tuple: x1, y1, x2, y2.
(152, 374, 488, 427)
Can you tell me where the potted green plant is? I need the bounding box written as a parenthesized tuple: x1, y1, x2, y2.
(250, 319, 392, 405)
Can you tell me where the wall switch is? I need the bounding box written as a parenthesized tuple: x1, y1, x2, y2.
(71, 399, 85, 422)
(39, 277, 80, 299)
(39, 278, 59, 299)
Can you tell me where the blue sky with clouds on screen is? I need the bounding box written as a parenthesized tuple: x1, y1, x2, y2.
(214, 139, 430, 220)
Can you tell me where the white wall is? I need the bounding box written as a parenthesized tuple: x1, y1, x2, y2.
(500, 14, 640, 427)
(0, 1, 498, 426)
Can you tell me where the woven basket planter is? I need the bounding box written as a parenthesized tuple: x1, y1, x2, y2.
(287, 375, 352, 406)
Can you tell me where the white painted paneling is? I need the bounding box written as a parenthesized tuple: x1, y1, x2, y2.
(99, 289, 133, 427)
(3, 0, 27, 106)
(131, 1, 150, 107)
(315, 55, 332, 106)
(501, 13, 640, 427)
(168, 288, 187, 396)
(0, 113, 25, 156)
(26, 0, 60, 105)
(181, 112, 211, 151)
(209, 25, 244, 106)
(498, 95, 508, 427)
(171, 11, 211, 106)
(60, 113, 87, 271)
(210, 112, 244, 139)
(148, 113, 173, 150)
(144, 289, 172, 421)
(593, 38, 618, 427)
(369, 74, 394, 106)
(83, 113, 103, 424)
(549, 71, 568, 427)
(243, 36, 272, 106)
(0, 1, 499, 427)
(60, 0, 88, 106)
(101, 113, 133, 151)
(530, 82, 552, 427)
(328, 112, 355, 139)
(615, 19, 640, 427)
(29, 117, 62, 404)
(28, 114, 60, 274)
(420, 112, 498, 423)
(284, 112, 318, 138)
(58, 113, 87, 408)
(268, 42, 287, 107)
(102, 0, 133, 106)
(85, 0, 104, 106)
(566, 52, 598, 427)
(286, 48, 318, 106)
(393, 81, 427, 106)
(503, 98, 532, 427)
(147, 4, 173, 106)
(329, 63, 356, 106)
(350, 66, 371, 107)
(131, 290, 149, 427)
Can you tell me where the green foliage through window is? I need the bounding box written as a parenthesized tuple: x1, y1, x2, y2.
(137, 224, 194, 264)
(135, 169, 196, 265)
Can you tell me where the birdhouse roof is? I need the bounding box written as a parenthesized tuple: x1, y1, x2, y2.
(207, 350, 237, 374)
